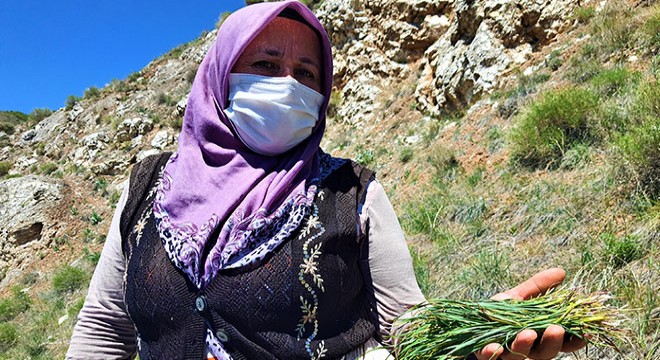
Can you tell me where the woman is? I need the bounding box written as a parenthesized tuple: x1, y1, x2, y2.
(67, 1, 584, 359)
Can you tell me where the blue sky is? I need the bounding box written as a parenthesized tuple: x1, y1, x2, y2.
(0, 0, 245, 113)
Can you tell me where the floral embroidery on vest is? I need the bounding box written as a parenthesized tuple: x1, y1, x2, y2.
(296, 190, 327, 359)
(131, 169, 163, 256)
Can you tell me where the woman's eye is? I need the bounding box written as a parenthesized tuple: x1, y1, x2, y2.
(295, 69, 315, 79)
(253, 61, 276, 71)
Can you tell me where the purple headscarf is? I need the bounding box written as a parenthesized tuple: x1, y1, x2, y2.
(152, 1, 334, 289)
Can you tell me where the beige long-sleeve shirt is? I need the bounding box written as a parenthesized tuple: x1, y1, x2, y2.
(67, 179, 425, 359)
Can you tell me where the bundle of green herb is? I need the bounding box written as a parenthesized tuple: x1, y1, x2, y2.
(393, 288, 626, 360)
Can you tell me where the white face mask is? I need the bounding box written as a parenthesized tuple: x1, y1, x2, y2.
(224, 73, 325, 156)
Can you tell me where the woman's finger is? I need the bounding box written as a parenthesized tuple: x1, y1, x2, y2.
(475, 343, 505, 360)
(527, 325, 565, 360)
(561, 334, 588, 353)
(501, 329, 537, 360)
(493, 268, 566, 301)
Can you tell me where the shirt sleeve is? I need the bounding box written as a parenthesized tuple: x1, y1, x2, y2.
(66, 181, 137, 360)
(358, 180, 426, 343)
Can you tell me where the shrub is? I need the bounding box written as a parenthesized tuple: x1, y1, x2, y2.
(0, 323, 18, 352)
(427, 144, 459, 178)
(93, 178, 108, 195)
(355, 146, 375, 166)
(83, 247, 101, 266)
(633, 81, 660, 123)
(602, 233, 644, 268)
(590, 67, 639, 97)
(566, 54, 602, 83)
(168, 117, 183, 130)
(89, 211, 103, 225)
(127, 71, 142, 83)
(165, 44, 185, 59)
(108, 190, 121, 207)
(590, 4, 636, 58)
(65, 95, 80, 110)
(38, 162, 58, 175)
(612, 121, 660, 199)
(0, 287, 31, 321)
(573, 6, 596, 24)
(0, 161, 11, 177)
(156, 92, 177, 106)
(186, 68, 197, 84)
(84, 86, 100, 99)
(0, 110, 28, 134)
(545, 50, 563, 71)
(28, 108, 52, 124)
(216, 11, 232, 28)
(559, 143, 591, 170)
(399, 147, 413, 163)
(52, 265, 88, 294)
(643, 11, 660, 49)
(510, 87, 600, 168)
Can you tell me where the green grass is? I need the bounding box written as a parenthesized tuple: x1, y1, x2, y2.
(457, 249, 514, 299)
(510, 87, 600, 168)
(0, 263, 93, 359)
(52, 266, 88, 295)
(0, 287, 31, 321)
(612, 120, 660, 199)
(0, 323, 18, 353)
(601, 233, 645, 268)
(0, 161, 11, 177)
(642, 10, 660, 50)
(0, 110, 28, 134)
(590, 67, 640, 97)
(38, 162, 58, 175)
(156, 92, 177, 106)
(634, 80, 660, 122)
(573, 6, 596, 24)
(355, 146, 375, 166)
(89, 211, 103, 225)
(399, 147, 414, 163)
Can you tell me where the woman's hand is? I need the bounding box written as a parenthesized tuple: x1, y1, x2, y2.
(474, 268, 587, 360)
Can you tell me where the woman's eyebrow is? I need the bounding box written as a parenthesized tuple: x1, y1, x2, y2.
(264, 48, 282, 57)
(299, 56, 320, 70)
(260, 48, 320, 70)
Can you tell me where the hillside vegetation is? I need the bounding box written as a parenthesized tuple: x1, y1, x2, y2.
(0, 0, 658, 359)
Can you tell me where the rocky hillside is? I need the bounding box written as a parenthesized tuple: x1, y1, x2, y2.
(0, 0, 581, 284)
(1, 0, 658, 358)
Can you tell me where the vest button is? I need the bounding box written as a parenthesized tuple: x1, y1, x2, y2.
(195, 295, 207, 313)
(216, 329, 229, 343)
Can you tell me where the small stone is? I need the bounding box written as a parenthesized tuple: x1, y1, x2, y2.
(21, 130, 37, 142)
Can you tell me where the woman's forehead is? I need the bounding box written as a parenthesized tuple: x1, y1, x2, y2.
(244, 17, 321, 59)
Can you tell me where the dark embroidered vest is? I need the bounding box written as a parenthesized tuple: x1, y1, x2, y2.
(120, 153, 377, 360)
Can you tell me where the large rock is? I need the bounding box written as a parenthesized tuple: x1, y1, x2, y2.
(416, 0, 577, 114)
(115, 117, 154, 143)
(151, 130, 175, 150)
(315, 0, 451, 124)
(75, 131, 110, 163)
(0, 176, 62, 284)
(316, 0, 579, 118)
(67, 104, 84, 121)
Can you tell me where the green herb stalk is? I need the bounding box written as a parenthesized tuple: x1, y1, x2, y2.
(393, 288, 626, 360)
